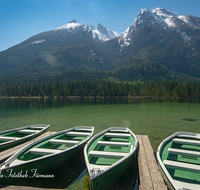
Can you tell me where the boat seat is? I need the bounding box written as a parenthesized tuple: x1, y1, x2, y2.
(30, 126, 45, 129)
(74, 128, 93, 132)
(109, 129, 129, 133)
(29, 148, 63, 155)
(97, 141, 130, 147)
(104, 133, 131, 138)
(168, 148, 200, 157)
(18, 129, 38, 134)
(66, 132, 90, 136)
(0, 136, 21, 141)
(49, 139, 79, 145)
(163, 160, 200, 173)
(173, 138, 200, 146)
(177, 134, 200, 140)
(89, 151, 128, 158)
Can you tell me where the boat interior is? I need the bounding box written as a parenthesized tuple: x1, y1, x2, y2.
(161, 134, 200, 184)
(0, 126, 46, 144)
(15, 127, 92, 163)
(88, 128, 135, 166)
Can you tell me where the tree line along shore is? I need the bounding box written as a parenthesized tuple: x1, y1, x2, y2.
(0, 80, 199, 99)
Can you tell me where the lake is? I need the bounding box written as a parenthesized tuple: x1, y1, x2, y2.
(0, 98, 200, 189)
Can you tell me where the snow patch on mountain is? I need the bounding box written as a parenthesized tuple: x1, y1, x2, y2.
(31, 40, 45, 45)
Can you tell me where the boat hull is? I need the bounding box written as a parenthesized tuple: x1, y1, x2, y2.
(91, 150, 137, 190)
(0, 141, 86, 185)
(84, 127, 138, 190)
(0, 126, 94, 186)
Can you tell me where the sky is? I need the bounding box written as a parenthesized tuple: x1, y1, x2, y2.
(0, 0, 200, 52)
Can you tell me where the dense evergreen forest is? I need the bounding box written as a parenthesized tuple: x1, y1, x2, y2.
(0, 80, 199, 99)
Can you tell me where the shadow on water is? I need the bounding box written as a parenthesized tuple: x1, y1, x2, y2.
(182, 119, 197, 121)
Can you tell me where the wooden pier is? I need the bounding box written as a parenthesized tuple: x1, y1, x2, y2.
(0, 134, 167, 190)
(137, 135, 167, 190)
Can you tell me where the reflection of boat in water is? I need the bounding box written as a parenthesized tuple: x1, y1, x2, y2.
(0, 126, 94, 186)
(29, 149, 88, 189)
(0, 124, 50, 152)
(84, 127, 138, 190)
(157, 132, 200, 190)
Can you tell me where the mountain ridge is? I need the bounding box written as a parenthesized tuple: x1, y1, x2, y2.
(0, 7, 200, 83)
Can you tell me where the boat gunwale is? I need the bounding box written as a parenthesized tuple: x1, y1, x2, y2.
(156, 131, 200, 190)
(0, 124, 50, 147)
(1, 126, 94, 170)
(84, 127, 138, 181)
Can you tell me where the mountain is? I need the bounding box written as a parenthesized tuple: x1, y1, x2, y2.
(0, 8, 200, 83)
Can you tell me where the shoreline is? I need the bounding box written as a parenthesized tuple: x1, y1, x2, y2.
(0, 95, 181, 100)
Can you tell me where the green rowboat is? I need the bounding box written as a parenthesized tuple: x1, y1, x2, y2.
(0, 126, 94, 185)
(0, 124, 50, 152)
(157, 132, 200, 190)
(84, 127, 138, 190)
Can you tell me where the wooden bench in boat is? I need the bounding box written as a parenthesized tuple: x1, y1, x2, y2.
(49, 139, 79, 145)
(29, 148, 63, 155)
(30, 126, 45, 129)
(109, 129, 129, 133)
(18, 129, 38, 134)
(97, 141, 130, 147)
(177, 134, 200, 140)
(74, 128, 93, 132)
(89, 150, 128, 158)
(0, 136, 21, 141)
(168, 148, 200, 157)
(163, 160, 200, 173)
(104, 133, 131, 138)
(66, 132, 90, 136)
(173, 138, 200, 146)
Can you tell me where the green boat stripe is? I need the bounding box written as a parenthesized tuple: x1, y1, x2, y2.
(66, 132, 90, 136)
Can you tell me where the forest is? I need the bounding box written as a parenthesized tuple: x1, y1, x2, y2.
(0, 80, 199, 99)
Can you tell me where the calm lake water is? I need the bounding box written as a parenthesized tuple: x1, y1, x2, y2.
(0, 98, 200, 189)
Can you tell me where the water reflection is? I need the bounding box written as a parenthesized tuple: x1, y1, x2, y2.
(0, 98, 199, 114)
(0, 150, 86, 189)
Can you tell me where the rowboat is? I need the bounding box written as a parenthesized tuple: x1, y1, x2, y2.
(84, 127, 138, 190)
(157, 132, 200, 190)
(0, 124, 50, 152)
(0, 126, 94, 184)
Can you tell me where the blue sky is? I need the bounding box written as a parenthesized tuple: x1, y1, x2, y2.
(0, 0, 200, 52)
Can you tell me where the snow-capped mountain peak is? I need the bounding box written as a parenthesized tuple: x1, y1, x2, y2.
(55, 20, 119, 41)
(55, 19, 88, 31)
(122, 7, 200, 47)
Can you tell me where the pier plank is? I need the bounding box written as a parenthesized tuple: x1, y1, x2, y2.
(137, 135, 153, 190)
(137, 135, 167, 190)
